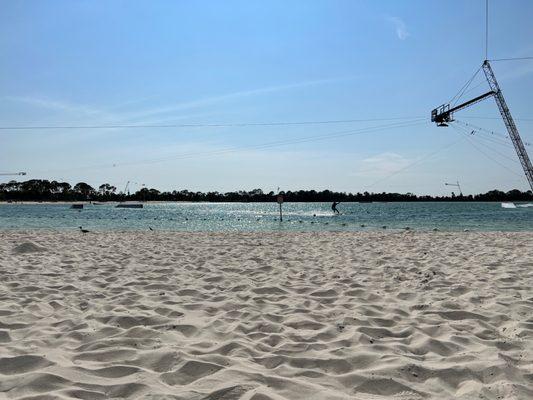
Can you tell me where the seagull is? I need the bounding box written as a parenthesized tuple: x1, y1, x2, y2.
(79, 226, 90, 233)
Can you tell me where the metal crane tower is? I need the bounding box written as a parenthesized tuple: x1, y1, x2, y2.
(445, 181, 463, 196)
(431, 60, 533, 191)
(481, 61, 533, 190)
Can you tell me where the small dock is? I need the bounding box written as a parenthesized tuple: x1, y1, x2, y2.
(116, 203, 143, 208)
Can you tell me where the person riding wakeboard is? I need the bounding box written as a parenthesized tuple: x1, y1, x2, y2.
(331, 201, 340, 214)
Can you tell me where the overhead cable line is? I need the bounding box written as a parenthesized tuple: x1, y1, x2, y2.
(0, 116, 425, 132)
(450, 123, 524, 178)
(456, 120, 531, 146)
(465, 130, 513, 149)
(453, 123, 521, 164)
(471, 132, 514, 149)
(458, 80, 488, 100)
(485, 0, 489, 60)
(2, 114, 532, 133)
(455, 120, 512, 145)
(449, 67, 482, 106)
(35, 119, 427, 174)
(366, 136, 465, 189)
(461, 116, 533, 122)
(489, 56, 533, 62)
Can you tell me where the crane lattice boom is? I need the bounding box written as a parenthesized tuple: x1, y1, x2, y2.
(431, 60, 533, 191)
(481, 60, 533, 190)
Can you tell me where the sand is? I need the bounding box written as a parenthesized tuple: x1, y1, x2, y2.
(0, 230, 532, 400)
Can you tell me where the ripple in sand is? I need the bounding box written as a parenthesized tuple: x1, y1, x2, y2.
(160, 360, 224, 385)
(0, 355, 54, 375)
(12, 242, 47, 254)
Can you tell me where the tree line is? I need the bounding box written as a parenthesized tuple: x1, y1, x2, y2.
(1, 179, 532, 202)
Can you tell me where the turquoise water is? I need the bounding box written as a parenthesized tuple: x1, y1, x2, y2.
(0, 202, 531, 231)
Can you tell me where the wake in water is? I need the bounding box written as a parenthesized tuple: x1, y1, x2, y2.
(501, 202, 533, 208)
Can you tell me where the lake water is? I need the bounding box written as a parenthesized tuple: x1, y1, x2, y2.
(0, 202, 531, 232)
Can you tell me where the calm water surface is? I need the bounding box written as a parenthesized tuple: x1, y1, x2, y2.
(0, 202, 531, 232)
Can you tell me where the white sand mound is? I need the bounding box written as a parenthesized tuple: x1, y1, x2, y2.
(0, 230, 532, 399)
(12, 241, 47, 254)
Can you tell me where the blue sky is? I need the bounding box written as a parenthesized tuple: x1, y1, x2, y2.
(1, 0, 533, 195)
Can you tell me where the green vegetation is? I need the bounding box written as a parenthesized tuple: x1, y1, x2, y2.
(1, 179, 532, 202)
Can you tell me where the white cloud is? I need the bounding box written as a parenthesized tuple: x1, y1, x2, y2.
(387, 16, 409, 40)
(1, 95, 120, 126)
(3, 96, 107, 116)
(495, 60, 533, 81)
(352, 152, 412, 177)
(116, 76, 358, 122)
(2, 75, 358, 126)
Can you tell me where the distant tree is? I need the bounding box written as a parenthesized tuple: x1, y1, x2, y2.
(506, 189, 525, 201)
(2, 180, 533, 203)
(98, 183, 117, 196)
(3, 180, 20, 192)
(59, 182, 71, 194)
(73, 182, 95, 199)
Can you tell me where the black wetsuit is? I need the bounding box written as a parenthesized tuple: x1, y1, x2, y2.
(331, 202, 340, 214)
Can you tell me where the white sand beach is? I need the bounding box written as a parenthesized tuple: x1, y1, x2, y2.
(0, 230, 532, 399)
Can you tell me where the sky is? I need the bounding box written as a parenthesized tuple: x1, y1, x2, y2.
(1, 0, 533, 195)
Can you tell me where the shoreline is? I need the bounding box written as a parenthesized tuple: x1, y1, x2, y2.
(1, 200, 532, 204)
(1, 226, 533, 234)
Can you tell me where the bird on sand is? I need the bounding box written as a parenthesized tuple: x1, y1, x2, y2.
(79, 226, 90, 233)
